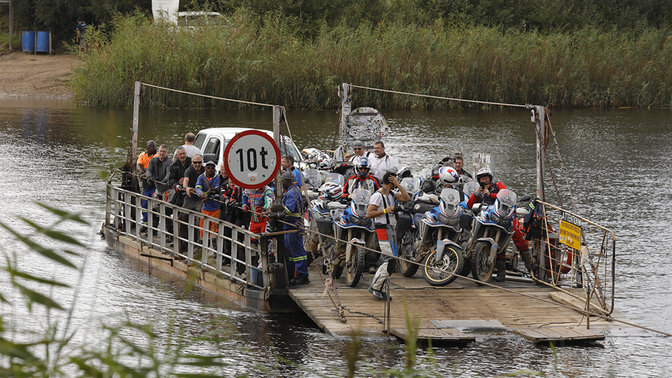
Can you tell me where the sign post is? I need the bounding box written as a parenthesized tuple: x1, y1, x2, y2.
(224, 130, 281, 189)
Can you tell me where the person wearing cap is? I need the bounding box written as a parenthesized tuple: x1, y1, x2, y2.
(281, 170, 309, 285)
(195, 161, 222, 239)
(348, 140, 369, 162)
(366, 171, 410, 300)
(137, 140, 157, 224)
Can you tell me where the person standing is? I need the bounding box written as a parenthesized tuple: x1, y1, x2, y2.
(281, 155, 303, 189)
(147, 144, 173, 232)
(174, 132, 202, 159)
(347, 140, 369, 162)
(178, 154, 205, 251)
(195, 161, 222, 239)
(454, 154, 473, 181)
(137, 140, 157, 224)
(75, 18, 88, 52)
(242, 185, 275, 234)
(368, 141, 399, 182)
(167, 146, 191, 207)
(281, 171, 309, 285)
(366, 172, 410, 301)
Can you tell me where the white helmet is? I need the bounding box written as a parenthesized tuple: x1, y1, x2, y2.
(438, 166, 460, 187)
(476, 167, 493, 182)
(318, 181, 343, 200)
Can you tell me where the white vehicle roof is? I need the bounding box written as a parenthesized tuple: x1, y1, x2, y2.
(194, 127, 303, 164)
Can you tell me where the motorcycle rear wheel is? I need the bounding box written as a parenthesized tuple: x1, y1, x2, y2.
(421, 246, 464, 286)
(345, 245, 366, 287)
(471, 241, 495, 282)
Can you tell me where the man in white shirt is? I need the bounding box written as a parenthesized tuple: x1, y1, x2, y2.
(174, 132, 202, 159)
(366, 171, 410, 301)
(368, 141, 399, 182)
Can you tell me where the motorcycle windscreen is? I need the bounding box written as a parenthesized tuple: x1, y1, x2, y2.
(376, 225, 398, 257)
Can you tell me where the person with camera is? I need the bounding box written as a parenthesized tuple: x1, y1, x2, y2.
(366, 171, 410, 301)
(466, 167, 507, 209)
(195, 161, 222, 239)
(167, 147, 191, 207)
(466, 167, 531, 281)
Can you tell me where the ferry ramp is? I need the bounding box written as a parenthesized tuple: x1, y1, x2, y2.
(288, 266, 625, 344)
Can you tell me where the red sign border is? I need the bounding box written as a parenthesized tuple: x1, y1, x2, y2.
(223, 130, 281, 189)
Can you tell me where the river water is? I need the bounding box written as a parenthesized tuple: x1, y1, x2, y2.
(0, 97, 670, 376)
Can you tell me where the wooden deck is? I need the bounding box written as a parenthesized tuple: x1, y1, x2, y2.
(289, 266, 622, 344)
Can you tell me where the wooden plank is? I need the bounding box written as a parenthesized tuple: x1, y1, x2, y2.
(512, 326, 604, 342)
(390, 327, 475, 343)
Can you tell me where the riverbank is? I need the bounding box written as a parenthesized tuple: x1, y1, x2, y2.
(0, 52, 80, 98)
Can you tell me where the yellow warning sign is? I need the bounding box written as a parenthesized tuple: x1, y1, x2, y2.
(559, 220, 581, 250)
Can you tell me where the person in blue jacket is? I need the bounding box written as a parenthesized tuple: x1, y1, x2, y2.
(281, 171, 309, 285)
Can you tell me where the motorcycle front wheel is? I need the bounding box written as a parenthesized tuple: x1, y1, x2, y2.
(399, 231, 420, 277)
(421, 246, 464, 286)
(345, 245, 366, 287)
(471, 241, 495, 282)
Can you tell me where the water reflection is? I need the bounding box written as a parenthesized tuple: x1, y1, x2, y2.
(0, 98, 670, 375)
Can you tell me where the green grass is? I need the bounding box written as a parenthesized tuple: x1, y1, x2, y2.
(73, 11, 672, 109)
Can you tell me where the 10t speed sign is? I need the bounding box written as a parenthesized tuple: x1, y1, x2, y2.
(223, 130, 281, 189)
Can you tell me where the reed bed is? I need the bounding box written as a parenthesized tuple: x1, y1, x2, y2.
(73, 11, 672, 109)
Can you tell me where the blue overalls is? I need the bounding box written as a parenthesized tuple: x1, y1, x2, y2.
(283, 185, 308, 278)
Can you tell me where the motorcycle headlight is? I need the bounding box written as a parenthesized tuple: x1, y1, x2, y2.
(437, 213, 459, 227)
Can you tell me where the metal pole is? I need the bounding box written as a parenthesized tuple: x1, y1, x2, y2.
(8, 0, 13, 51)
(533, 106, 546, 201)
(339, 83, 350, 159)
(273, 105, 282, 198)
(128, 81, 141, 169)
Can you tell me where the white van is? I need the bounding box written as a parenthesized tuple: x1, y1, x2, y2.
(193, 127, 303, 169)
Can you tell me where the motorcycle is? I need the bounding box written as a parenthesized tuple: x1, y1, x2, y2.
(397, 178, 434, 277)
(305, 173, 346, 271)
(466, 189, 530, 282)
(331, 188, 375, 287)
(415, 188, 466, 286)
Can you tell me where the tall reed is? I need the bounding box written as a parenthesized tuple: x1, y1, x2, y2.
(73, 11, 672, 109)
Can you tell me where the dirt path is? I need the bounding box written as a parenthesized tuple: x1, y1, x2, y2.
(0, 52, 80, 98)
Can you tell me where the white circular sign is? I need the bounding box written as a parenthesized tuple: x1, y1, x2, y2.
(223, 130, 281, 189)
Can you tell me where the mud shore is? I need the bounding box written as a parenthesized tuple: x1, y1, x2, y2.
(0, 52, 80, 98)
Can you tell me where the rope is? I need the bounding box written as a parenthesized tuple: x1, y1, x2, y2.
(141, 83, 276, 109)
(348, 84, 530, 109)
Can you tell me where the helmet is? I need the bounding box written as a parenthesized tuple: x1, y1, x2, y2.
(353, 156, 370, 178)
(438, 166, 460, 187)
(476, 167, 493, 183)
(319, 181, 343, 200)
(397, 166, 412, 179)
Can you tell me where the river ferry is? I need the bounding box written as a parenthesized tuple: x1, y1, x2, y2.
(103, 82, 629, 344)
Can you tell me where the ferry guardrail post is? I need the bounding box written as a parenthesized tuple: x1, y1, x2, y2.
(230, 228, 238, 280)
(216, 222, 224, 273)
(187, 213, 195, 262)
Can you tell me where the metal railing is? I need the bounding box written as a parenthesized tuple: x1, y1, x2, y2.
(105, 183, 275, 292)
(529, 200, 616, 315)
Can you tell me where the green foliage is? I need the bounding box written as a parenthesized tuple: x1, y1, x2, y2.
(0, 203, 226, 375)
(73, 11, 672, 109)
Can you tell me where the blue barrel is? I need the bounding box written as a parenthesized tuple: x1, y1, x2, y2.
(21, 31, 35, 52)
(35, 31, 50, 53)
